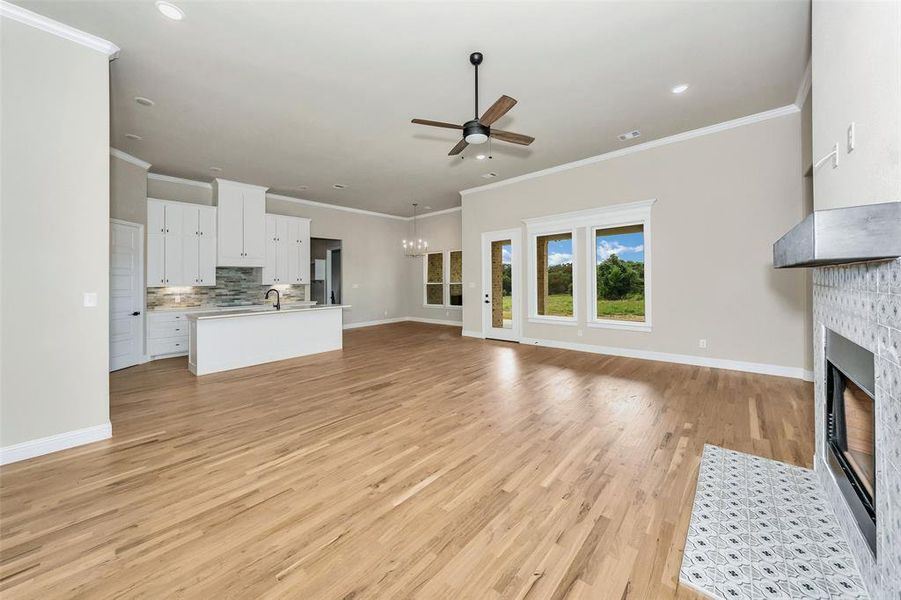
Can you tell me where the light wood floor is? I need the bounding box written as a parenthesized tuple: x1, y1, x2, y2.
(0, 323, 814, 599)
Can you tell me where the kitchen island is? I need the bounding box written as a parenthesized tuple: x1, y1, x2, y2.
(186, 304, 350, 375)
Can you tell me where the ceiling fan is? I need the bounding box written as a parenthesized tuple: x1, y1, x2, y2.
(412, 52, 535, 156)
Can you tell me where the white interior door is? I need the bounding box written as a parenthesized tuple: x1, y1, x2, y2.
(110, 220, 144, 371)
(481, 228, 521, 342)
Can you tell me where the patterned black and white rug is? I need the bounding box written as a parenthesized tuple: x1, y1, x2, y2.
(680, 444, 869, 599)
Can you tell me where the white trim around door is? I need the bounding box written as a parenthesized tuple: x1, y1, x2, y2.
(481, 228, 522, 342)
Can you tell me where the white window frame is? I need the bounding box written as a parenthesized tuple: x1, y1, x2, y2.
(526, 226, 579, 326)
(446, 249, 463, 309)
(423, 250, 463, 309)
(523, 199, 655, 331)
(585, 201, 654, 332)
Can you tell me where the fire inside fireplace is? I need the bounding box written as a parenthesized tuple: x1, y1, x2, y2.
(825, 329, 876, 556)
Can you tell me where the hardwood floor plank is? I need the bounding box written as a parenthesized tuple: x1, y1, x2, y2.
(0, 322, 813, 599)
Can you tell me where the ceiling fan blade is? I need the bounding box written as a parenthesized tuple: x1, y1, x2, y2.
(448, 139, 468, 155)
(479, 95, 517, 126)
(490, 129, 535, 146)
(412, 118, 463, 130)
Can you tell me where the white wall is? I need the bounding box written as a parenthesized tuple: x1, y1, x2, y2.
(1, 19, 111, 449)
(811, 0, 900, 210)
(462, 110, 812, 375)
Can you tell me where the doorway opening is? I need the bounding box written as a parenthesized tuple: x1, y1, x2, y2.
(311, 238, 342, 305)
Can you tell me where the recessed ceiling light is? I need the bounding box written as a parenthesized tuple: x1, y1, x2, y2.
(134, 96, 154, 107)
(125, 133, 143, 140)
(155, 1, 184, 21)
(671, 83, 689, 94)
(475, 154, 486, 160)
(481, 172, 498, 179)
(209, 167, 223, 173)
(333, 184, 347, 189)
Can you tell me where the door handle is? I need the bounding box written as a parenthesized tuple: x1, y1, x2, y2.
(132, 311, 141, 316)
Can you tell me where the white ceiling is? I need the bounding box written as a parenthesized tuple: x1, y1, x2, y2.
(21, 1, 810, 216)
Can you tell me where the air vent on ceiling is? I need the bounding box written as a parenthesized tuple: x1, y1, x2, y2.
(618, 130, 641, 141)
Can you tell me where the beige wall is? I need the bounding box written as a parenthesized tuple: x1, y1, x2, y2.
(462, 111, 812, 372)
(110, 155, 148, 224)
(147, 176, 213, 205)
(1, 20, 111, 446)
(405, 210, 463, 323)
(266, 197, 409, 325)
(811, 0, 900, 209)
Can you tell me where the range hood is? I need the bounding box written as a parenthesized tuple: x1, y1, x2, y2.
(774, 202, 901, 268)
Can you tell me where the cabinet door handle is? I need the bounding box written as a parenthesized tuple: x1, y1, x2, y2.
(131, 311, 141, 316)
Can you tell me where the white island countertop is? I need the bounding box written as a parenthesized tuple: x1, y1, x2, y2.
(186, 304, 350, 321)
(187, 304, 350, 375)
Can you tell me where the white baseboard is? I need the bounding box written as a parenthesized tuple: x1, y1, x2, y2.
(519, 337, 814, 381)
(344, 317, 463, 330)
(343, 317, 408, 329)
(0, 422, 112, 466)
(406, 317, 463, 327)
(462, 329, 485, 339)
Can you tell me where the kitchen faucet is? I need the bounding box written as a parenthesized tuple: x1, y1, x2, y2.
(265, 288, 280, 310)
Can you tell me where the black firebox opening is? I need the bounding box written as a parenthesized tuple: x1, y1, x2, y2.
(825, 329, 876, 557)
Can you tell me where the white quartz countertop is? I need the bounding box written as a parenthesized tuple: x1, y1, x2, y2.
(149, 302, 317, 314)
(187, 304, 351, 321)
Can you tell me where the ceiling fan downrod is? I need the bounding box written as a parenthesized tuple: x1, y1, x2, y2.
(470, 52, 483, 120)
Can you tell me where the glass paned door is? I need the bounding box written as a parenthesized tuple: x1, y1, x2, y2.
(482, 229, 520, 341)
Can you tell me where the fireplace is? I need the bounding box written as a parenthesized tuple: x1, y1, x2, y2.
(825, 328, 876, 556)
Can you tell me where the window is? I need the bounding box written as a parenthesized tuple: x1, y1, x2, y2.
(423, 250, 463, 308)
(531, 230, 576, 321)
(593, 225, 646, 324)
(425, 252, 444, 306)
(524, 199, 654, 330)
(448, 250, 463, 306)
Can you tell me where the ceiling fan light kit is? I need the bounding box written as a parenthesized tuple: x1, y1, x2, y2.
(412, 51, 535, 157)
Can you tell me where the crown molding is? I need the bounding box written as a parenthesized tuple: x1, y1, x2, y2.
(266, 192, 408, 221)
(146, 174, 463, 222)
(0, 1, 120, 58)
(416, 206, 462, 220)
(460, 104, 801, 197)
(147, 173, 213, 190)
(794, 60, 812, 108)
(110, 148, 151, 170)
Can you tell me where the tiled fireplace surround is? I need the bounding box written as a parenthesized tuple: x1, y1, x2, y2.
(813, 258, 901, 598)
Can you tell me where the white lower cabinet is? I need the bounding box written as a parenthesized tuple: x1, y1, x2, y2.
(147, 199, 217, 287)
(147, 311, 189, 357)
(263, 214, 311, 285)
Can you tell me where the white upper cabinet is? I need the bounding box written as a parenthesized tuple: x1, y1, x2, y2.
(214, 179, 268, 267)
(147, 199, 217, 287)
(148, 201, 166, 235)
(295, 218, 311, 284)
(262, 214, 311, 285)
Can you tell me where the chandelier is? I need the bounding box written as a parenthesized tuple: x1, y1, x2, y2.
(402, 203, 428, 257)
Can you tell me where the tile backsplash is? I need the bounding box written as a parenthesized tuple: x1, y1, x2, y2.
(146, 267, 306, 310)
